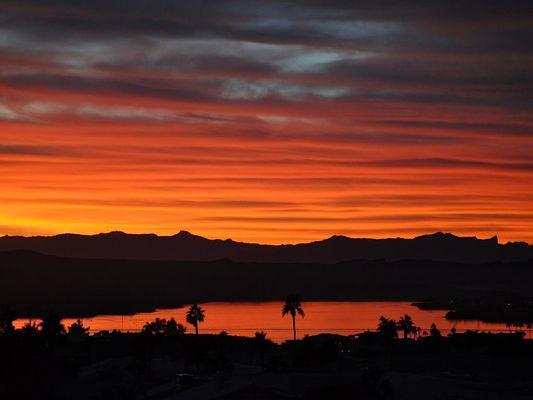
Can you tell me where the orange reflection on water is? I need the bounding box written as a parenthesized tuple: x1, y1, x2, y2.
(14, 302, 512, 343)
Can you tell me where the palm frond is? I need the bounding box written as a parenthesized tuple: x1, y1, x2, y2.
(282, 294, 304, 319)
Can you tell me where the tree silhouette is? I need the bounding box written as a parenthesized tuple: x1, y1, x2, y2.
(429, 323, 441, 338)
(255, 331, 267, 341)
(0, 307, 16, 335)
(186, 304, 205, 335)
(39, 313, 65, 350)
(142, 317, 187, 335)
(20, 322, 39, 336)
(414, 326, 421, 339)
(165, 317, 186, 335)
(397, 314, 415, 339)
(39, 314, 65, 337)
(68, 319, 90, 336)
(142, 317, 166, 335)
(377, 316, 398, 341)
(513, 321, 525, 333)
(282, 294, 304, 341)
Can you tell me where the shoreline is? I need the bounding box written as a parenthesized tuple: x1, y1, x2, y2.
(413, 301, 533, 324)
(11, 299, 533, 325)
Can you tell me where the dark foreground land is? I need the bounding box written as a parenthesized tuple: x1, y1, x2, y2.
(1, 327, 533, 400)
(2, 249, 533, 399)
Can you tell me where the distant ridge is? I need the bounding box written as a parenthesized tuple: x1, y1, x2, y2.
(0, 231, 530, 264)
(1, 250, 532, 317)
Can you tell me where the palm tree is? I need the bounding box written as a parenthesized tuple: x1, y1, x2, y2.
(282, 294, 304, 341)
(397, 314, 415, 339)
(39, 313, 65, 349)
(186, 304, 205, 335)
(39, 313, 65, 337)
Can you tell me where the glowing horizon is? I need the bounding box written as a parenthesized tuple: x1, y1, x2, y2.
(1, 2, 532, 244)
(1, 229, 526, 247)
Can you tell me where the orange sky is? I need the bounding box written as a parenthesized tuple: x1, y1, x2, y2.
(0, 1, 532, 244)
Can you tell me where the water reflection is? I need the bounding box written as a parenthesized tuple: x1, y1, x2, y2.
(14, 301, 512, 342)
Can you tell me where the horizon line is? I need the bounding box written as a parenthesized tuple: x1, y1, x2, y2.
(2, 230, 530, 246)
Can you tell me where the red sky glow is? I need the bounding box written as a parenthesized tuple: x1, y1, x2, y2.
(0, 1, 532, 244)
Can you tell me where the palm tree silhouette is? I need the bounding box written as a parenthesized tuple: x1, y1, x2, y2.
(39, 314, 65, 337)
(397, 314, 415, 339)
(282, 294, 304, 341)
(39, 313, 65, 349)
(186, 304, 205, 335)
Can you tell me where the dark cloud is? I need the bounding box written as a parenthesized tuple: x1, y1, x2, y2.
(1, 73, 216, 103)
(202, 212, 531, 224)
(0, 144, 64, 156)
(1, 1, 531, 48)
(1, 0, 531, 111)
(375, 120, 533, 138)
(361, 158, 533, 172)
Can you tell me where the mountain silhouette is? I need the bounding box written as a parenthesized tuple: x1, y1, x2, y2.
(0, 231, 530, 264)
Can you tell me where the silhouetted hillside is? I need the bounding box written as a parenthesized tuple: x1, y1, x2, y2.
(0, 231, 530, 264)
(1, 250, 531, 317)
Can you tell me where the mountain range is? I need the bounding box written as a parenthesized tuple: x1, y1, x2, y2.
(0, 231, 530, 264)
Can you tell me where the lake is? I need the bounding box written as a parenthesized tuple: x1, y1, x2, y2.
(14, 301, 514, 342)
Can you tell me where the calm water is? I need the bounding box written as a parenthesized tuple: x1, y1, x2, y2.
(15, 301, 513, 342)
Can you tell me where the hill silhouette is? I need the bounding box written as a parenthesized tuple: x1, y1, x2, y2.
(1, 250, 532, 317)
(0, 231, 531, 264)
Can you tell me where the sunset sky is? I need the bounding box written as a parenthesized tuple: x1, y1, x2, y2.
(0, 1, 532, 244)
